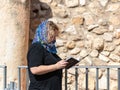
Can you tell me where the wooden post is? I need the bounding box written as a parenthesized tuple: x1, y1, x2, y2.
(0, 0, 30, 90)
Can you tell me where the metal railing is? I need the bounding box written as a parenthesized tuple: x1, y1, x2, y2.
(1, 65, 120, 90)
(18, 66, 29, 90)
(5, 81, 17, 90)
(65, 65, 120, 90)
(0, 65, 7, 90)
(0, 65, 29, 90)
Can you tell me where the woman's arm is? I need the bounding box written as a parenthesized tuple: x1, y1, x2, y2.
(30, 60, 68, 75)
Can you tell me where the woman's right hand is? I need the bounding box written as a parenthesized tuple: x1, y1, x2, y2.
(55, 60, 68, 69)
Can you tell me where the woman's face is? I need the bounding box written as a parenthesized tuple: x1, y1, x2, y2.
(47, 30, 58, 43)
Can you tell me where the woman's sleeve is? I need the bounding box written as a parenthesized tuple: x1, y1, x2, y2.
(27, 44, 44, 67)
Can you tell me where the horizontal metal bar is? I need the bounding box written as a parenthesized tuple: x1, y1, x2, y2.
(0, 65, 6, 68)
(18, 66, 28, 68)
(17, 65, 120, 69)
(72, 65, 120, 69)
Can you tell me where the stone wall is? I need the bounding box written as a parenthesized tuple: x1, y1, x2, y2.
(30, 0, 120, 90)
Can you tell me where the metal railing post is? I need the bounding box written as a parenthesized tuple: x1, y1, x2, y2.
(118, 68, 120, 90)
(86, 68, 88, 90)
(9, 81, 14, 90)
(0, 65, 7, 90)
(18, 67, 21, 90)
(3, 65, 7, 90)
(107, 68, 110, 90)
(26, 68, 29, 90)
(65, 69, 67, 90)
(96, 68, 99, 90)
(75, 68, 78, 90)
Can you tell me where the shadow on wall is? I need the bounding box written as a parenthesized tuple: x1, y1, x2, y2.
(30, 0, 53, 42)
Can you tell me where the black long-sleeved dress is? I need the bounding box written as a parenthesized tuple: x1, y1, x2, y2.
(27, 42, 62, 90)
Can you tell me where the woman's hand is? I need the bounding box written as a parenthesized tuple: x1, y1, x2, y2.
(55, 60, 68, 69)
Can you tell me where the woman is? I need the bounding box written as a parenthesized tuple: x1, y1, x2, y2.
(27, 20, 68, 90)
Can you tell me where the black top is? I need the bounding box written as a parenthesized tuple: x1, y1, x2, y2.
(27, 42, 62, 90)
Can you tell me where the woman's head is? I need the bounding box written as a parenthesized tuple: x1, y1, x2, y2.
(32, 20, 59, 53)
(47, 21, 59, 43)
(32, 20, 59, 44)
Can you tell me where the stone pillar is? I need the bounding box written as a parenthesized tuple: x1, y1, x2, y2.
(0, 0, 30, 90)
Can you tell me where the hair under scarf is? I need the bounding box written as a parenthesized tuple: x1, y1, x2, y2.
(32, 20, 57, 54)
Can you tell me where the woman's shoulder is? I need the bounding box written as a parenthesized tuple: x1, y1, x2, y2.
(27, 42, 44, 56)
(27, 42, 44, 60)
(29, 42, 44, 51)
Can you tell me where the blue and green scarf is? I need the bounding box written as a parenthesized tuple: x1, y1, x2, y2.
(32, 20, 57, 54)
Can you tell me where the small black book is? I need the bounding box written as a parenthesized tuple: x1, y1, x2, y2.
(65, 57, 80, 69)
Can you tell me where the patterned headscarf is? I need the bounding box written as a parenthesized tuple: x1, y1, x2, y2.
(32, 20, 57, 54)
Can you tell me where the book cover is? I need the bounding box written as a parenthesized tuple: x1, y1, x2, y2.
(65, 57, 80, 69)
